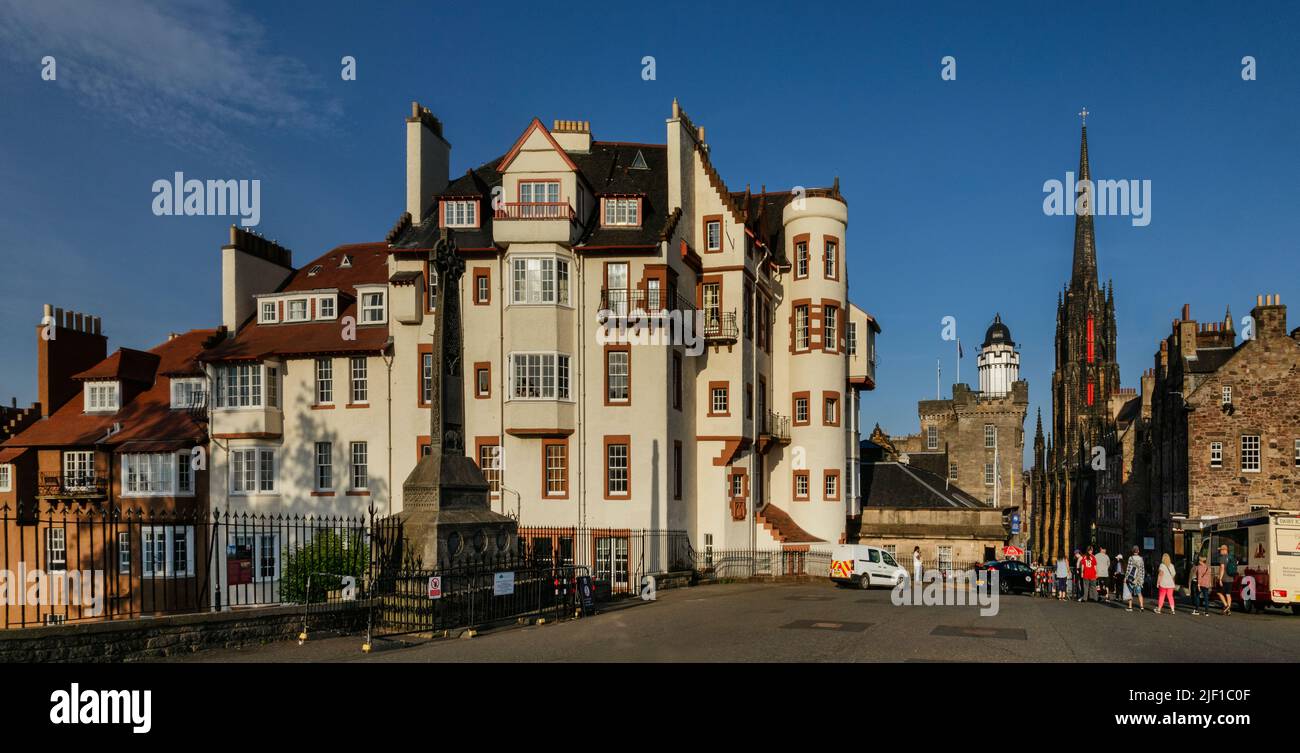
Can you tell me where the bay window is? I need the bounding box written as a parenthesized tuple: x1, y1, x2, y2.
(122, 453, 195, 496)
(215, 363, 278, 409)
(511, 256, 571, 305)
(509, 352, 571, 400)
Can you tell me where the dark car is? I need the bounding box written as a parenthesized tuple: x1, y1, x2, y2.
(977, 560, 1036, 594)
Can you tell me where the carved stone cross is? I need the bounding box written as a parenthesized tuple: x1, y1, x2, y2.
(429, 228, 466, 457)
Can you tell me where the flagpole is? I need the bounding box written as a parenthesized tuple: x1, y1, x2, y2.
(957, 337, 961, 387)
(936, 359, 941, 400)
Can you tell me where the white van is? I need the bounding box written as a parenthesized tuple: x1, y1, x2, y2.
(830, 544, 907, 589)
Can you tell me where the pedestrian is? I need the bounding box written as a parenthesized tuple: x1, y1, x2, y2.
(1054, 555, 1069, 601)
(912, 546, 923, 583)
(1124, 546, 1146, 612)
(1095, 547, 1111, 601)
(1215, 543, 1237, 616)
(1191, 554, 1211, 616)
(1081, 546, 1098, 602)
(1072, 549, 1083, 601)
(1154, 553, 1177, 614)
(1111, 553, 1125, 603)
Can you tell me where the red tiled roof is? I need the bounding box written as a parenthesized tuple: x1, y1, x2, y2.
(0, 447, 28, 464)
(73, 348, 160, 383)
(3, 330, 217, 450)
(757, 503, 824, 544)
(201, 242, 392, 362)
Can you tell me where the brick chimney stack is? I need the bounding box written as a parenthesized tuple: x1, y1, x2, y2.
(37, 303, 107, 417)
(1250, 293, 1287, 341)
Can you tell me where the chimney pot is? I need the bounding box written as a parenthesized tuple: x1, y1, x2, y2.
(1182, 303, 1190, 320)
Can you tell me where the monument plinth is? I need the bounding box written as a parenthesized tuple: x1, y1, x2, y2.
(399, 230, 517, 569)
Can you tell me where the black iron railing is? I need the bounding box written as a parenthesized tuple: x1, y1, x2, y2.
(598, 287, 696, 316)
(37, 474, 108, 498)
(761, 411, 791, 442)
(703, 311, 738, 341)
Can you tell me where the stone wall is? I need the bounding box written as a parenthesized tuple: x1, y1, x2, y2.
(0, 602, 366, 663)
(918, 382, 1028, 507)
(1185, 318, 1300, 518)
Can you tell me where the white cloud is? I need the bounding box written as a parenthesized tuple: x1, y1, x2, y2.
(0, 0, 331, 156)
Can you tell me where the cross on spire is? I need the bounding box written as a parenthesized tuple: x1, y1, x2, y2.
(1078, 107, 1089, 124)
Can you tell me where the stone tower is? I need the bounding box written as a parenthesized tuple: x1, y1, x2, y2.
(1035, 119, 1122, 562)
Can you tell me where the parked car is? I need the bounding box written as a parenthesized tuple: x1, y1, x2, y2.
(978, 559, 1036, 594)
(830, 545, 907, 589)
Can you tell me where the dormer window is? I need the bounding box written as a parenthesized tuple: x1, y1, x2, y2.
(84, 381, 120, 413)
(170, 378, 206, 409)
(602, 197, 641, 227)
(356, 287, 387, 324)
(318, 296, 337, 319)
(443, 199, 478, 228)
(259, 301, 277, 324)
(286, 298, 309, 322)
(340, 255, 352, 268)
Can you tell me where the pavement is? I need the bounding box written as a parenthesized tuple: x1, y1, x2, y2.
(160, 579, 1300, 663)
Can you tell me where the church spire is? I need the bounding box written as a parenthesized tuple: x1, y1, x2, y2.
(1070, 110, 1098, 289)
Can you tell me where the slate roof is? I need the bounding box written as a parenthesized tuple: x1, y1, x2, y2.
(391, 158, 503, 252)
(572, 143, 668, 249)
(200, 242, 392, 362)
(860, 461, 984, 509)
(3, 329, 219, 449)
(391, 141, 675, 253)
(1186, 346, 1237, 374)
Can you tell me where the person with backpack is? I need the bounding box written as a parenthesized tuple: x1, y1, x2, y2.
(1216, 543, 1237, 615)
(1124, 546, 1146, 612)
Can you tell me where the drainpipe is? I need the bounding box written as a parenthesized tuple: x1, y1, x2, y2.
(383, 337, 394, 517)
(498, 252, 506, 520)
(578, 254, 586, 529)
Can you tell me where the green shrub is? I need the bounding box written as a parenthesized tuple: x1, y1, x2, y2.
(279, 529, 370, 604)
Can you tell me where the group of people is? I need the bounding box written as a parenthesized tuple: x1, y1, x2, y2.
(1032, 543, 1239, 615)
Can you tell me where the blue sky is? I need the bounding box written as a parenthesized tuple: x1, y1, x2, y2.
(1, 1, 1297, 465)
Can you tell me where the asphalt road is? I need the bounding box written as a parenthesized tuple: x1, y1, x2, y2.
(164, 579, 1300, 663)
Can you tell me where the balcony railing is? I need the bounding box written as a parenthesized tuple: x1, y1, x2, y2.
(760, 411, 791, 443)
(37, 473, 108, 499)
(703, 310, 738, 342)
(598, 288, 696, 317)
(494, 202, 575, 221)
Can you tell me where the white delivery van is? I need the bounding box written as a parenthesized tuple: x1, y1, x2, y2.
(830, 544, 907, 589)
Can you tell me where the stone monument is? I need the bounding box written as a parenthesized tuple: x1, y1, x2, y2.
(399, 229, 518, 568)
